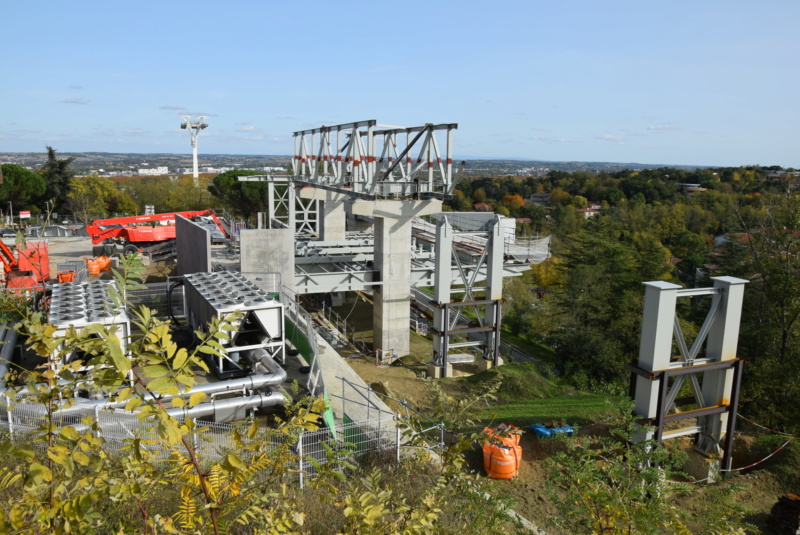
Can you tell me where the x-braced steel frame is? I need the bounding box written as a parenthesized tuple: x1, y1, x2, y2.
(238, 175, 319, 235)
(630, 277, 748, 464)
(628, 358, 744, 471)
(431, 216, 504, 377)
(293, 120, 458, 200)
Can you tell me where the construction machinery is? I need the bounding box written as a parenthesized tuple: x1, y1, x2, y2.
(86, 210, 229, 255)
(0, 237, 50, 290)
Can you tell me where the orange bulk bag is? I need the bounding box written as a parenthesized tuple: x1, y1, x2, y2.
(85, 258, 101, 275)
(98, 256, 111, 271)
(483, 425, 521, 448)
(483, 442, 521, 479)
(57, 271, 75, 283)
(482, 424, 522, 479)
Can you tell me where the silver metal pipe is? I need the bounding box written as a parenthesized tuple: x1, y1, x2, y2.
(68, 390, 286, 433)
(165, 390, 286, 422)
(3, 354, 287, 417)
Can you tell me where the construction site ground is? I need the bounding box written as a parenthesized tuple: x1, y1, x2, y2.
(328, 297, 789, 533)
(40, 238, 792, 532)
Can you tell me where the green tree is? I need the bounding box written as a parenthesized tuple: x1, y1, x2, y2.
(0, 164, 46, 209)
(208, 170, 269, 221)
(452, 189, 473, 212)
(66, 175, 138, 222)
(722, 195, 800, 432)
(549, 233, 644, 388)
(472, 187, 487, 204)
(37, 146, 75, 209)
(502, 278, 536, 336)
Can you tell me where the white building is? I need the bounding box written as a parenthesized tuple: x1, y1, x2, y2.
(138, 167, 169, 176)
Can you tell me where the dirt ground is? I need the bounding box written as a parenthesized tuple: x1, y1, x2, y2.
(345, 351, 788, 532)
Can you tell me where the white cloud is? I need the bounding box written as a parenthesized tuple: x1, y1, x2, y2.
(62, 98, 89, 105)
(598, 134, 626, 144)
(530, 135, 573, 144)
(647, 122, 680, 131)
(159, 104, 185, 110)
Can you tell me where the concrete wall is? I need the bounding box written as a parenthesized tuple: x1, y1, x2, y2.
(176, 215, 211, 276)
(240, 228, 295, 292)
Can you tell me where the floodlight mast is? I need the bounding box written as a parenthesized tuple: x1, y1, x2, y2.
(180, 115, 208, 182)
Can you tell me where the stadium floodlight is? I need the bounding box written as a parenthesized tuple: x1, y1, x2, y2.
(180, 115, 208, 182)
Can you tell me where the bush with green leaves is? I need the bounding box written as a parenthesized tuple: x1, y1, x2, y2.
(0, 254, 523, 534)
(544, 399, 756, 535)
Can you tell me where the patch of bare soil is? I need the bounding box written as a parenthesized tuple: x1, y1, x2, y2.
(340, 352, 565, 531)
(344, 355, 470, 415)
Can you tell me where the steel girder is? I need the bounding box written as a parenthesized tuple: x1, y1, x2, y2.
(292, 258, 526, 295)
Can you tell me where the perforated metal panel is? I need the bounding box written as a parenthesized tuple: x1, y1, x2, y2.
(48, 280, 131, 376)
(183, 272, 285, 379)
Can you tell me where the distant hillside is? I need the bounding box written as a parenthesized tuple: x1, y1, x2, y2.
(1, 152, 709, 176)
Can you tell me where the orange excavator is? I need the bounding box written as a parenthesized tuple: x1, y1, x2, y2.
(86, 210, 229, 255)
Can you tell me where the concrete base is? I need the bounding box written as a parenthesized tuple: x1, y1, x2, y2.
(477, 357, 504, 372)
(427, 363, 453, 379)
(683, 448, 721, 483)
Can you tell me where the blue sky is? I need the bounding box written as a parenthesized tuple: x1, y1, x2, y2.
(2, 1, 798, 167)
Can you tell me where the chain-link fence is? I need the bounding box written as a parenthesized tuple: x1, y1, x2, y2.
(0, 400, 402, 488)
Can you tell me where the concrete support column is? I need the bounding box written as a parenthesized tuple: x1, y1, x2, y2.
(432, 218, 454, 367)
(485, 217, 505, 365)
(699, 276, 748, 452)
(299, 188, 348, 241)
(350, 199, 442, 358)
(632, 281, 681, 442)
(319, 200, 347, 241)
(373, 215, 412, 357)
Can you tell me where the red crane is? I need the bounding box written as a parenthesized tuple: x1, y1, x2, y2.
(86, 210, 229, 254)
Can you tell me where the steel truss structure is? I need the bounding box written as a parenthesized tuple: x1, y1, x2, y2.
(293, 120, 458, 199)
(628, 277, 748, 471)
(430, 216, 504, 377)
(239, 175, 319, 235)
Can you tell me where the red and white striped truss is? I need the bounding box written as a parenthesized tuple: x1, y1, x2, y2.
(293, 120, 458, 199)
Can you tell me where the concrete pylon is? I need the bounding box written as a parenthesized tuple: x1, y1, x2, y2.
(699, 276, 748, 452)
(299, 188, 348, 241)
(350, 199, 442, 357)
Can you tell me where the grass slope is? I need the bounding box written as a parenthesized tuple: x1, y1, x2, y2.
(461, 362, 617, 427)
